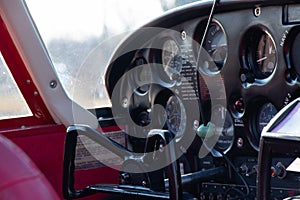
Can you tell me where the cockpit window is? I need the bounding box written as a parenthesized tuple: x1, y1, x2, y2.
(25, 0, 199, 109)
(0, 52, 32, 120)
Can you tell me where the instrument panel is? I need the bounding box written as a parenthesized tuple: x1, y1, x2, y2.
(105, 1, 300, 199)
(106, 5, 300, 154)
(112, 14, 299, 154)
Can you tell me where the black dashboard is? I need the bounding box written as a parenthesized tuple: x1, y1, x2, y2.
(104, 1, 300, 199)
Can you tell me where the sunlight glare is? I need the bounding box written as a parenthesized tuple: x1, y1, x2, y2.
(26, 0, 163, 42)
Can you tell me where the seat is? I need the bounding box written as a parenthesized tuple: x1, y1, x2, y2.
(0, 135, 60, 200)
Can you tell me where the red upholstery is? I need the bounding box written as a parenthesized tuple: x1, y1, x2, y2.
(0, 135, 59, 200)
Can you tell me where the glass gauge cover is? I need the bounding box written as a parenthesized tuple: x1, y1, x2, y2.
(197, 20, 228, 75)
(203, 105, 234, 157)
(211, 105, 234, 153)
(256, 102, 278, 139)
(165, 95, 187, 138)
(288, 27, 300, 78)
(203, 22, 227, 70)
(241, 27, 277, 80)
(249, 101, 278, 151)
(255, 34, 276, 74)
(132, 57, 152, 95)
(162, 39, 182, 80)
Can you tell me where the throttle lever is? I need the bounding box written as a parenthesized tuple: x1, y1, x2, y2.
(63, 126, 184, 199)
(144, 129, 183, 200)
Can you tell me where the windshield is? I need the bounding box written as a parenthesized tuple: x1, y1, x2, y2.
(25, 0, 199, 109)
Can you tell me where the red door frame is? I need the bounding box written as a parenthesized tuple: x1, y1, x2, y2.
(0, 17, 54, 130)
(0, 16, 119, 200)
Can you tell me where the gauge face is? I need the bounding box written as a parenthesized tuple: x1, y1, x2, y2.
(133, 57, 151, 95)
(249, 102, 278, 150)
(137, 64, 151, 94)
(256, 103, 278, 138)
(165, 95, 186, 138)
(211, 105, 234, 154)
(255, 33, 276, 74)
(290, 29, 300, 76)
(201, 21, 228, 74)
(162, 39, 182, 80)
(204, 22, 228, 68)
(242, 27, 277, 80)
(202, 105, 234, 156)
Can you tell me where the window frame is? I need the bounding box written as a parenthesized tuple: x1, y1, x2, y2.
(0, 17, 54, 130)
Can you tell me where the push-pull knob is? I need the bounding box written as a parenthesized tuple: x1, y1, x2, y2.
(240, 73, 255, 83)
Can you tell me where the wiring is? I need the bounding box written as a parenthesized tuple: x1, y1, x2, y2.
(219, 151, 250, 200)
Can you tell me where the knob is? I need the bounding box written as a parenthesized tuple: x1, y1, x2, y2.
(277, 163, 287, 179)
(271, 162, 287, 179)
(239, 163, 248, 174)
(246, 165, 258, 177)
(234, 98, 245, 113)
(240, 73, 255, 83)
(120, 173, 131, 184)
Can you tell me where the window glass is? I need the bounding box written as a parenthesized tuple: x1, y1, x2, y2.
(0, 52, 32, 120)
(25, 0, 199, 109)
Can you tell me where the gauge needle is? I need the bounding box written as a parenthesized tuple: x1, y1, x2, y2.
(257, 56, 267, 63)
(269, 45, 273, 54)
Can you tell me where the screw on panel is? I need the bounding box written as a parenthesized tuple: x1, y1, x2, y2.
(237, 137, 244, 148)
(26, 80, 31, 84)
(181, 30, 187, 40)
(254, 6, 261, 17)
(193, 120, 200, 130)
(34, 91, 39, 96)
(180, 146, 187, 154)
(159, 143, 165, 152)
(142, 180, 147, 187)
(50, 80, 57, 88)
(122, 97, 128, 108)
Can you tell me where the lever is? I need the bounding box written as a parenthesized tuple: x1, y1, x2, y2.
(145, 129, 183, 200)
(164, 166, 226, 188)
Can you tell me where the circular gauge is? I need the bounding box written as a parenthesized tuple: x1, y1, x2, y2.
(241, 27, 277, 80)
(287, 27, 300, 78)
(203, 21, 228, 71)
(203, 105, 234, 157)
(196, 20, 228, 75)
(211, 105, 234, 154)
(250, 102, 278, 150)
(165, 95, 187, 139)
(256, 103, 278, 138)
(162, 39, 182, 81)
(132, 57, 152, 95)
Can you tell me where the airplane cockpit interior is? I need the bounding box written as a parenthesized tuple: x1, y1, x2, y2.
(2, 0, 300, 199)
